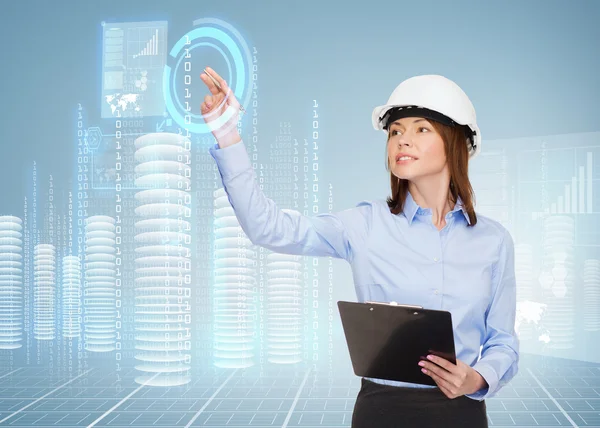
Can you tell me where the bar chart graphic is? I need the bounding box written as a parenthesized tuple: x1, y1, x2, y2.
(534, 150, 594, 219)
(132, 29, 160, 58)
(127, 25, 166, 69)
(549, 151, 593, 215)
(515, 133, 600, 221)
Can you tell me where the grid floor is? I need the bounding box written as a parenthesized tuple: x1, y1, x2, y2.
(0, 355, 598, 427)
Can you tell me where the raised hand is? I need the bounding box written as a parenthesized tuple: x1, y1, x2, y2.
(199, 66, 242, 147)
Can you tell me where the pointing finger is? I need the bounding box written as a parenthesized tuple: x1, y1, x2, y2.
(205, 67, 228, 90)
(200, 73, 220, 95)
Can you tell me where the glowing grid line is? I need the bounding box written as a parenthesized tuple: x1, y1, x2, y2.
(282, 367, 311, 428)
(527, 367, 580, 427)
(0, 368, 22, 380)
(183, 369, 238, 428)
(0, 369, 91, 424)
(85, 371, 161, 427)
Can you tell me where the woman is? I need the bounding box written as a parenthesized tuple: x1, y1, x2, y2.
(200, 68, 519, 428)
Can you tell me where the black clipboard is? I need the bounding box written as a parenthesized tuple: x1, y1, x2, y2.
(337, 300, 456, 386)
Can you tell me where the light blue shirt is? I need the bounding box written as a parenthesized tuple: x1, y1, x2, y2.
(209, 139, 520, 401)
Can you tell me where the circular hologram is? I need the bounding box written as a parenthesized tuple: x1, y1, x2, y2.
(163, 18, 252, 135)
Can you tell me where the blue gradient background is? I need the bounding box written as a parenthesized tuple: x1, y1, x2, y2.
(0, 0, 599, 427)
(2, 0, 599, 211)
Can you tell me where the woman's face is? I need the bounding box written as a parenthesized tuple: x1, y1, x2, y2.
(387, 116, 447, 182)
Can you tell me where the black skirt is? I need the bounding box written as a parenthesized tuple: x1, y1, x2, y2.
(351, 378, 488, 428)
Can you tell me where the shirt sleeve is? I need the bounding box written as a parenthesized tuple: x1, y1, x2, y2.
(466, 228, 520, 401)
(209, 139, 372, 262)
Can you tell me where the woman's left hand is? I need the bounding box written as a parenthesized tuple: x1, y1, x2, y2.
(418, 355, 488, 399)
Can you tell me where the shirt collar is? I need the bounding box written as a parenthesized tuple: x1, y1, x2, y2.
(402, 191, 471, 225)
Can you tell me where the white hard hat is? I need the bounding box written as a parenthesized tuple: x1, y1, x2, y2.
(372, 74, 481, 159)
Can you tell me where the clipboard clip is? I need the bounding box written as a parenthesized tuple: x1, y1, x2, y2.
(366, 301, 423, 309)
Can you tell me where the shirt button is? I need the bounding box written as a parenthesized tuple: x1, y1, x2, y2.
(434, 289, 439, 295)
(433, 257, 439, 262)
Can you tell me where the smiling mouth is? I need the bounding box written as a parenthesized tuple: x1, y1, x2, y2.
(396, 156, 417, 163)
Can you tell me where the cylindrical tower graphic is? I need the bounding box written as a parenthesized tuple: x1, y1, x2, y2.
(33, 243, 55, 340)
(133, 132, 192, 386)
(0, 216, 23, 349)
(266, 245, 302, 364)
(540, 215, 575, 350)
(83, 215, 116, 352)
(62, 255, 81, 338)
(583, 259, 600, 332)
(213, 187, 256, 368)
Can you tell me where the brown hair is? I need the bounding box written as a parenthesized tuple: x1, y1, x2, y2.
(384, 120, 477, 226)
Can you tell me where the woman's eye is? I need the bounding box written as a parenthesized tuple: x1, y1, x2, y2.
(391, 128, 428, 136)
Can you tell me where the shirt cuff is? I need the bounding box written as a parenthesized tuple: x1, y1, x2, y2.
(465, 361, 498, 401)
(208, 139, 252, 180)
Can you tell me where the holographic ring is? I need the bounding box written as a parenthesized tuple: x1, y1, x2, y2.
(163, 18, 253, 135)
